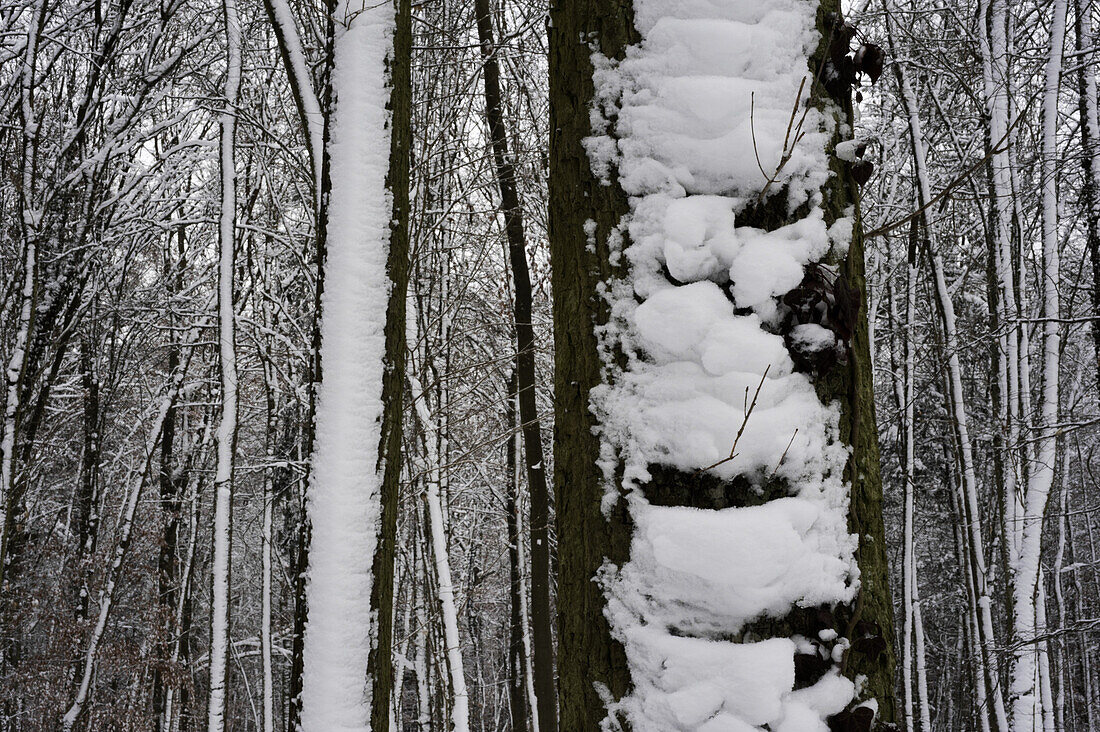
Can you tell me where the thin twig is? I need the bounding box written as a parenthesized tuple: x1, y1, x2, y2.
(754, 77, 809, 206)
(697, 365, 770, 474)
(769, 428, 799, 480)
(863, 94, 1034, 240)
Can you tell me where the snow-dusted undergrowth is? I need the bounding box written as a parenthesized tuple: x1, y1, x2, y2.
(587, 1, 860, 729)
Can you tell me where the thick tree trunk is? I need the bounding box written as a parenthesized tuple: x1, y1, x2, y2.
(548, 1, 636, 728)
(298, 0, 410, 727)
(551, 1, 896, 728)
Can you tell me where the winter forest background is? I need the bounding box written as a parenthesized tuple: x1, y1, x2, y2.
(0, 0, 1095, 730)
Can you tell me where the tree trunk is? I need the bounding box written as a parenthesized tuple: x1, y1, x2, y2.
(474, 4, 556, 730)
(550, 1, 896, 728)
(206, 0, 242, 721)
(548, 0, 636, 727)
(298, 0, 410, 727)
(1075, 0, 1100, 404)
(505, 374, 530, 732)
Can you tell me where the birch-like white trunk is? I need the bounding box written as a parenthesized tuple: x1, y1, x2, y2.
(407, 319, 470, 731)
(0, 0, 46, 595)
(206, 0, 242, 725)
(1009, 3, 1066, 728)
(912, 560, 932, 731)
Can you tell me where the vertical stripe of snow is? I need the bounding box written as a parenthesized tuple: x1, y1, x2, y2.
(587, 1, 862, 728)
(299, 1, 396, 729)
(1010, 1, 1066, 728)
(207, 0, 242, 725)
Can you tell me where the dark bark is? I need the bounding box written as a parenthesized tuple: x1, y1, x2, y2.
(365, 0, 412, 727)
(506, 373, 529, 732)
(550, 0, 897, 728)
(474, 3, 557, 729)
(1075, 0, 1100, 405)
(153, 224, 185, 728)
(287, 1, 337, 721)
(549, 0, 637, 728)
(72, 337, 101, 624)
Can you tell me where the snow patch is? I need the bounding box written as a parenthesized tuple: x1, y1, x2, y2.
(301, 2, 395, 729)
(586, 0, 861, 728)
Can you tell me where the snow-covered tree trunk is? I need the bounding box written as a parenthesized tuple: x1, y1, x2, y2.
(0, 0, 46, 607)
(407, 314, 470, 732)
(261, 0, 323, 197)
(260, 373, 276, 732)
(206, 0, 242, 723)
(1009, 1, 1066, 727)
(912, 569, 932, 731)
(979, 0, 1024, 592)
(551, 0, 897, 728)
(299, 0, 410, 727)
(902, 225, 917, 732)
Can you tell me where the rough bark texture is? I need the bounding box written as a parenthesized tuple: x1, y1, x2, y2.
(551, 0, 897, 728)
(367, 0, 411, 728)
(549, 0, 637, 728)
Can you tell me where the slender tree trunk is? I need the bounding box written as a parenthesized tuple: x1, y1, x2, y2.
(155, 221, 186, 731)
(0, 0, 46, 655)
(473, 4, 556, 730)
(886, 10, 1008, 723)
(408, 350, 470, 731)
(979, 0, 1024, 612)
(902, 219, 917, 732)
(63, 357, 193, 730)
(206, 0, 242, 722)
(261, 0, 323, 196)
(1010, 3, 1066, 727)
(505, 374, 530, 732)
(1075, 0, 1100, 403)
(72, 337, 101, 626)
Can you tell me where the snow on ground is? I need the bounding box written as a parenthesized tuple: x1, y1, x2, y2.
(587, 0, 860, 729)
(300, 1, 394, 729)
